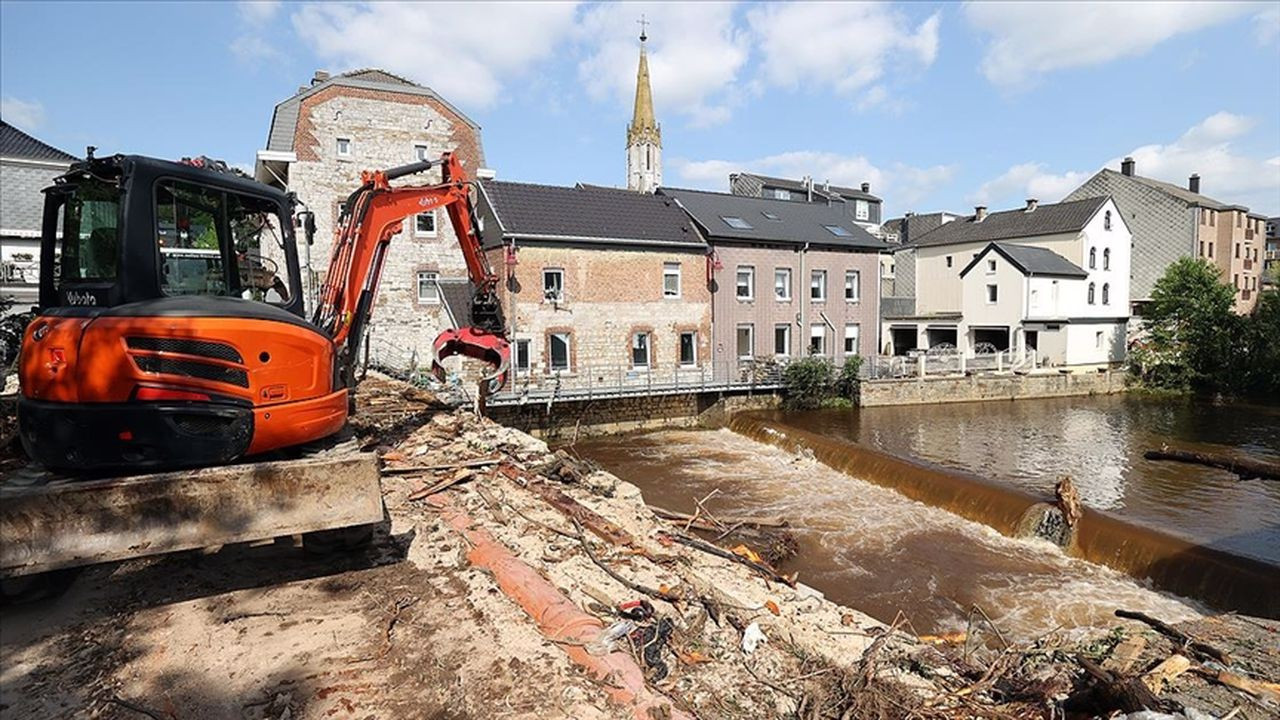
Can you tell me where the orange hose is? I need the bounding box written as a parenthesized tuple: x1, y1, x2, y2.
(429, 494, 691, 720)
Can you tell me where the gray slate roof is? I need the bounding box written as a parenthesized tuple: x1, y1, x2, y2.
(882, 211, 961, 245)
(960, 242, 1088, 279)
(906, 197, 1108, 248)
(265, 69, 481, 154)
(659, 187, 888, 250)
(1096, 169, 1228, 210)
(737, 172, 880, 202)
(0, 121, 78, 162)
(478, 181, 705, 249)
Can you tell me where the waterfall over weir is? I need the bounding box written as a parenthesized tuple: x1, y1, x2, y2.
(728, 412, 1280, 619)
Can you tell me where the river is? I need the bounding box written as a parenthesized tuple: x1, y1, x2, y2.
(573, 395, 1280, 640)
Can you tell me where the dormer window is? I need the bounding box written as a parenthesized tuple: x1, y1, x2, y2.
(772, 188, 790, 200)
(721, 216, 753, 230)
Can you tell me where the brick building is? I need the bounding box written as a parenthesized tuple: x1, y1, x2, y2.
(254, 69, 487, 367)
(1065, 157, 1264, 314)
(475, 181, 712, 390)
(659, 187, 887, 364)
(1, 121, 78, 314)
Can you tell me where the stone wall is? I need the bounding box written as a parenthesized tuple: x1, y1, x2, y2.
(489, 389, 780, 439)
(858, 369, 1126, 407)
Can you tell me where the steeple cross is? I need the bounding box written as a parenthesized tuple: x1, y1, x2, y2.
(637, 14, 649, 42)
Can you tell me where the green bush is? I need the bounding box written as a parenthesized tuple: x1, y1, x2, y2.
(781, 355, 862, 409)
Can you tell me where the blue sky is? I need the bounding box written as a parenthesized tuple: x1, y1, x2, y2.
(3, 1, 1278, 218)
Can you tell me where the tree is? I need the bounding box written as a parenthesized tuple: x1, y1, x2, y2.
(1131, 258, 1237, 391)
(1236, 289, 1280, 397)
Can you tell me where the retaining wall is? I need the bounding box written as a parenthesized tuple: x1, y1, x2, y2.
(487, 390, 780, 439)
(858, 370, 1126, 407)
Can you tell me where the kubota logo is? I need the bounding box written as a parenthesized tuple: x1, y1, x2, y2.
(66, 290, 97, 306)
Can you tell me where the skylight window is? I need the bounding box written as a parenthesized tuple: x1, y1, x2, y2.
(823, 224, 853, 237)
(761, 211, 781, 221)
(721, 216, 754, 230)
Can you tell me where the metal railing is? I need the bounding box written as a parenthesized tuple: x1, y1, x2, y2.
(488, 358, 795, 405)
(862, 347, 1041, 380)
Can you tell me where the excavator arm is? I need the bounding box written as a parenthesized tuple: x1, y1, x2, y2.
(313, 152, 509, 396)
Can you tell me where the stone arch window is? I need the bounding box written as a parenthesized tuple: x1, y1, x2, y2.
(1104, 210, 1112, 230)
(1103, 248, 1110, 270)
(1088, 282, 1096, 305)
(1089, 247, 1097, 269)
(1102, 283, 1110, 305)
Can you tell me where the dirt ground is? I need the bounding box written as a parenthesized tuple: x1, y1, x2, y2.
(2, 374, 1277, 720)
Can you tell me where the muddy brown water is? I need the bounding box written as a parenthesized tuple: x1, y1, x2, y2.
(573, 396, 1280, 639)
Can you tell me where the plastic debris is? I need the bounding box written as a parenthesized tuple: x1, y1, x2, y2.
(629, 617, 675, 681)
(741, 622, 767, 654)
(586, 619, 637, 656)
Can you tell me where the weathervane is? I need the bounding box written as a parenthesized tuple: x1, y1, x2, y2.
(637, 14, 649, 42)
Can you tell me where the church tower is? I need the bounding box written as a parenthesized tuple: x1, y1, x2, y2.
(626, 21, 661, 193)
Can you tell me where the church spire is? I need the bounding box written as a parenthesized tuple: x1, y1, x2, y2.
(626, 16, 662, 192)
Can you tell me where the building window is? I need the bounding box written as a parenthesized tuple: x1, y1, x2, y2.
(515, 339, 531, 374)
(1210, 211, 1216, 227)
(1208, 243, 1214, 258)
(855, 199, 869, 221)
(946, 255, 953, 268)
(549, 332, 571, 372)
(414, 210, 436, 237)
(761, 210, 781, 221)
(679, 331, 697, 366)
(810, 269, 827, 301)
(543, 268, 565, 302)
(663, 262, 681, 298)
(1235, 243, 1240, 259)
(1088, 282, 1096, 304)
(1102, 283, 1110, 305)
(774, 324, 790, 356)
(986, 284, 998, 304)
(416, 271, 439, 304)
(1237, 212, 1242, 228)
(823, 224, 853, 237)
(1089, 247, 1097, 269)
(336, 137, 351, 157)
(843, 324, 860, 356)
(1200, 241, 1205, 256)
(1096, 331, 1104, 349)
(844, 270, 860, 302)
(986, 258, 997, 274)
(736, 265, 755, 300)
(721, 216, 753, 230)
(772, 188, 790, 200)
(631, 332, 651, 369)
(736, 324, 754, 360)
(1233, 273, 1239, 288)
(1103, 247, 1110, 270)
(809, 324, 826, 355)
(414, 144, 430, 162)
(774, 268, 792, 301)
(1104, 210, 1112, 230)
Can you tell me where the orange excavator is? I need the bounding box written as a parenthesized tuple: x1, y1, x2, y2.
(16, 149, 509, 472)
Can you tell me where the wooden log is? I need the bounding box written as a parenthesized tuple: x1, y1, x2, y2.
(666, 532, 796, 587)
(1114, 609, 1232, 665)
(647, 504, 790, 529)
(383, 457, 500, 475)
(1075, 655, 1175, 714)
(1143, 449, 1280, 481)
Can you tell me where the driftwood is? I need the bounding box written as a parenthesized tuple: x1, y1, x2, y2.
(1114, 609, 1232, 665)
(648, 504, 789, 529)
(1074, 655, 1175, 714)
(1144, 449, 1280, 481)
(667, 532, 796, 587)
(406, 469, 476, 500)
(383, 457, 500, 475)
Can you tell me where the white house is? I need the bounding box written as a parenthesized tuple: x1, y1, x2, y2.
(885, 196, 1131, 367)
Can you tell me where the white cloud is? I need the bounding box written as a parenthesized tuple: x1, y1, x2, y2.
(231, 0, 285, 65)
(747, 3, 939, 95)
(0, 97, 45, 130)
(292, 2, 581, 108)
(970, 112, 1280, 214)
(965, 1, 1255, 89)
(1254, 6, 1280, 45)
(576, 3, 748, 128)
(673, 150, 956, 211)
(238, 0, 281, 24)
(230, 34, 284, 64)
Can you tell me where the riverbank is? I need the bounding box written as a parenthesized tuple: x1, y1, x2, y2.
(2, 375, 1276, 719)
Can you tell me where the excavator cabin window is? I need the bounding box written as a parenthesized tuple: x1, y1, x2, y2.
(155, 179, 294, 305)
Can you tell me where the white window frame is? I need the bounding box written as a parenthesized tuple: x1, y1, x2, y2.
(773, 324, 791, 356)
(810, 269, 827, 302)
(631, 331, 652, 370)
(549, 332, 572, 372)
(736, 324, 754, 360)
(986, 284, 998, 304)
(663, 262, 681, 299)
(855, 199, 869, 221)
(414, 143, 430, 162)
(736, 265, 755, 301)
(843, 323, 860, 356)
(414, 209, 437, 237)
(986, 258, 997, 274)
(543, 268, 565, 303)
(416, 270, 440, 304)
(772, 188, 790, 200)
(844, 270, 860, 302)
(809, 324, 826, 356)
(336, 137, 351, 157)
(514, 338, 532, 374)
(678, 330, 698, 367)
(774, 268, 792, 301)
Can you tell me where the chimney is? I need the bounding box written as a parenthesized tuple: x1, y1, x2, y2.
(311, 70, 331, 86)
(476, 168, 497, 180)
(905, 211, 915, 218)
(861, 182, 871, 193)
(823, 179, 830, 192)
(974, 206, 988, 222)
(1189, 174, 1200, 194)
(804, 175, 813, 202)
(1025, 198, 1038, 213)
(1121, 157, 1135, 177)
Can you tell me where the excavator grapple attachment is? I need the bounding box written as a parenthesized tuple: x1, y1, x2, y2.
(431, 328, 511, 395)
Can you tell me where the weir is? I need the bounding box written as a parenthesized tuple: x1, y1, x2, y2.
(729, 411, 1280, 618)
